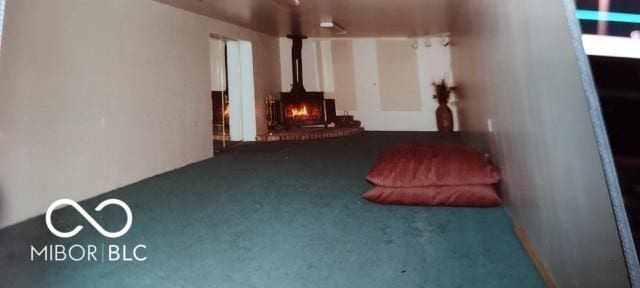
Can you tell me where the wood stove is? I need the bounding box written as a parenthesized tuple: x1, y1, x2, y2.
(280, 35, 335, 129)
(281, 91, 326, 127)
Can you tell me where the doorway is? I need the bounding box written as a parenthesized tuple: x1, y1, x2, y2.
(210, 35, 257, 152)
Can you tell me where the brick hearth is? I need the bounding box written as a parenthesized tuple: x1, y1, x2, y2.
(256, 127, 364, 142)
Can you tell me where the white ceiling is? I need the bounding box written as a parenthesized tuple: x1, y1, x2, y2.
(153, 0, 464, 37)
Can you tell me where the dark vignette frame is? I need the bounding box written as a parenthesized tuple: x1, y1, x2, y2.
(561, 0, 640, 286)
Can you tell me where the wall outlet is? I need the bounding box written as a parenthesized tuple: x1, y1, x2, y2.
(100, 118, 106, 129)
(487, 118, 494, 132)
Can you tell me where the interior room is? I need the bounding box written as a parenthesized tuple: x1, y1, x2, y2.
(0, 0, 636, 287)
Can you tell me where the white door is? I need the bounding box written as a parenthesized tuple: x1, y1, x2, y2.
(239, 41, 256, 141)
(226, 41, 243, 141)
(225, 40, 257, 142)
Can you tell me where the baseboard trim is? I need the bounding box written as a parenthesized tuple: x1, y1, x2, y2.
(513, 225, 559, 288)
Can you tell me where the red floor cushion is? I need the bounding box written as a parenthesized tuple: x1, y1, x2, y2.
(366, 144, 500, 187)
(362, 185, 501, 207)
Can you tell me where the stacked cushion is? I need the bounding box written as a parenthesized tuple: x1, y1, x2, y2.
(363, 144, 501, 207)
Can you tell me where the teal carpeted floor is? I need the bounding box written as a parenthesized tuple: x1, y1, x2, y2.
(0, 132, 544, 287)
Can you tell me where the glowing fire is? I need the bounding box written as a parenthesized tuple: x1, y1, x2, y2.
(290, 105, 309, 117)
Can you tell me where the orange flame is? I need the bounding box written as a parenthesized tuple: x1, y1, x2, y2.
(290, 105, 309, 117)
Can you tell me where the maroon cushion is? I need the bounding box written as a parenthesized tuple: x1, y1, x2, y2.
(362, 185, 501, 207)
(366, 144, 500, 187)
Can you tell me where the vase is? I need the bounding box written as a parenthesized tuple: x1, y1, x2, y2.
(436, 102, 454, 132)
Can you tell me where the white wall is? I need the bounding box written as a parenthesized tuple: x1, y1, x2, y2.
(450, 0, 628, 286)
(0, 0, 280, 228)
(279, 37, 457, 131)
(279, 38, 323, 92)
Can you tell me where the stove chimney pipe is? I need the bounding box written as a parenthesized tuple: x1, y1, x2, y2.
(287, 34, 307, 95)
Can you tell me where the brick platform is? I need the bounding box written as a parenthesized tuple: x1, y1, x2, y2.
(256, 127, 364, 142)
(212, 133, 230, 141)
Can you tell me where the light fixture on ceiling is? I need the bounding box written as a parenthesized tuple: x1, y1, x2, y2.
(441, 34, 450, 47)
(320, 21, 334, 28)
(631, 30, 640, 39)
(271, 0, 300, 8)
(320, 21, 347, 35)
(411, 39, 419, 50)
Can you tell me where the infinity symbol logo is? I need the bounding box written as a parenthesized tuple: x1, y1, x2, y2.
(45, 199, 133, 238)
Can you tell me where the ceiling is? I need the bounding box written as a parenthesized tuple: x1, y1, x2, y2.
(153, 0, 464, 37)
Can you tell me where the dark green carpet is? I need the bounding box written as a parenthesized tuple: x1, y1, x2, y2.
(0, 132, 544, 287)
